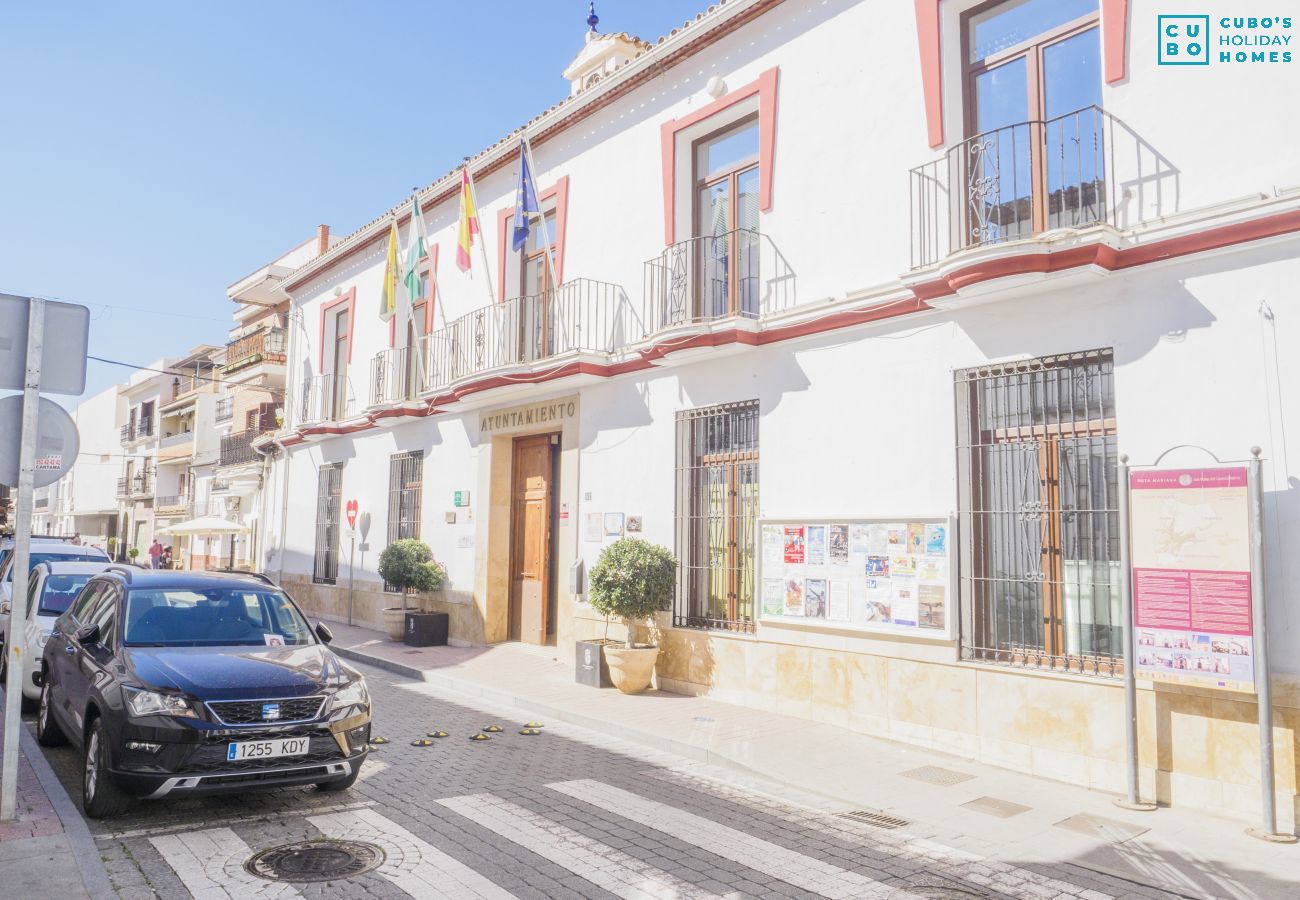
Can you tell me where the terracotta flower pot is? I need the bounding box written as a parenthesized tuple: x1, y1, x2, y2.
(382, 607, 407, 641)
(603, 644, 659, 694)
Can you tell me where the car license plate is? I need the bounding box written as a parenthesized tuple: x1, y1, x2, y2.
(226, 737, 310, 762)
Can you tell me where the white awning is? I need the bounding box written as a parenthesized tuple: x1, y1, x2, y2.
(157, 516, 249, 536)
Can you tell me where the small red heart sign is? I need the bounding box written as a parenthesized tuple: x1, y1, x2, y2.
(345, 499, 358, 528)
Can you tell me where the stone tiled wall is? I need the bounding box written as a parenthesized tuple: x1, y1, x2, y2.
(559, 601, 1299, 829)
(283, 574, 484, 645)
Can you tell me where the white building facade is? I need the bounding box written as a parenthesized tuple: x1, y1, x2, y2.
(256, 0, 1300, 825)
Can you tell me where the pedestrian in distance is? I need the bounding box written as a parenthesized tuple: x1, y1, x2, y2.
(148, 539, 163, 569)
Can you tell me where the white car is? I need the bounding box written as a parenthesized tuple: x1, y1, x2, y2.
(18, 560, 113, 705)
(0, 542, 109, 683)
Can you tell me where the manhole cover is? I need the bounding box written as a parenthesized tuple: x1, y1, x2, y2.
(245, 839, 384, 883)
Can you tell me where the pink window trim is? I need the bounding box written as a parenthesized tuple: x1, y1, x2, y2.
(317, 288, 356, 370)
(389, 243, 439, 346)
(659, 66, 779, 246)
(913, 0, 1128, 150)
(495, 176, 570, 302)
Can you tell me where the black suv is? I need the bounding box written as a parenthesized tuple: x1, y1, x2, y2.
(36, 567, 370, 817)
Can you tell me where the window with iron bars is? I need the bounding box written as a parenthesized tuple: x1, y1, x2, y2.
(673, 400, 759, 632)
(955, 348, 1120, 676)
(384, 451, 424, 592)
(312, 464, 342, 585)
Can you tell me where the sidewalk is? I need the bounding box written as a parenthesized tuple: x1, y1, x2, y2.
(329, 621, 1299, 900)
(0, 690, 114, 899)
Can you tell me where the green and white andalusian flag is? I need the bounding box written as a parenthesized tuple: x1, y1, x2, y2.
(403, 194, 427, 305)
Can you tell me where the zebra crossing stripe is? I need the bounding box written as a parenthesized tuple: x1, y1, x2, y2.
(548, 779, 912, 900)
(149, 827, 304, 900)
(438, 792, 727, 900)
(308, 807, 514, 899)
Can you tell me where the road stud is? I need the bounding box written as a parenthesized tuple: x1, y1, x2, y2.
(468, 733, 491, 742)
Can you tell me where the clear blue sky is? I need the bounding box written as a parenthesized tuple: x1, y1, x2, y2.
(0, 0, 709, 406)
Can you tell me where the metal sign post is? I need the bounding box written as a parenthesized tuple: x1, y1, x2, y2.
(1, 298, 45, 821)
(346, 530, 357, 627)
(1115, 455, 1156, 812)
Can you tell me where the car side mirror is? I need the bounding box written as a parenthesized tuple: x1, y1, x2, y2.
(315, 622, 334, 644)
(75, 623, 101, 645)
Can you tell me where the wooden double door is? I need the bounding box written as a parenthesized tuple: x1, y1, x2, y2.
(508, 434, 559, 644)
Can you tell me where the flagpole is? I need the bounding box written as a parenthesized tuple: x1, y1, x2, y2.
(404, 193, 430, 396)
(521, 134, 569, 351)
(463, 164, 497, 306)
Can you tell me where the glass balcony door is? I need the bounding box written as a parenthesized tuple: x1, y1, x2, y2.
(519, 210, 557, 363)
(693, 118, 761, 320)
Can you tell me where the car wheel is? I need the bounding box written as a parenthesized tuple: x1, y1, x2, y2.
(36, 677, 66, 747)
(82, 718, 132, 819)
(316, 761, 363, 793)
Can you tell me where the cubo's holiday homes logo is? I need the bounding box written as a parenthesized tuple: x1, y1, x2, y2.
(1159, 14, 1293, 66)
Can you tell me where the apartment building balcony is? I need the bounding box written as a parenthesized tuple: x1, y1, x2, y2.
(214, 396, 234, 423)
(116, 477, 129, 498)
(223, 326, 287, 375)
(158, 430, 194, 454)
(120, 418, 155, 446)
(420, 278, 635, 396)
(904, 105, 1175, 304)
(155, 495, 188, 516)
(643, 228, 796, 339)
(170, 373, 212, 403)
(219, 428, 269, 468)
(34, 497, 49, 510)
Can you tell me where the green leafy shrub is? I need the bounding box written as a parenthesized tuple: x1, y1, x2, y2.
(588, 538, 677, 646)
(126, 547, 139, 561)
(378, 539, 446, 609)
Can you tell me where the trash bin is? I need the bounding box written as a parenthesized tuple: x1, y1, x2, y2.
(404, 611, 449, 647)
(575, 639, 615, 688)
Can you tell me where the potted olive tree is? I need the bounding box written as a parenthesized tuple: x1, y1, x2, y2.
(587, 538, 677, 694)
(377, 539, 446, 640)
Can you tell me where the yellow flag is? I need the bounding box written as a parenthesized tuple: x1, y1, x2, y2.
(379, 218, 399, 321)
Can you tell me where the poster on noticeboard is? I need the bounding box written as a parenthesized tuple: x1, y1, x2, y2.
(758, 517, 954, 640)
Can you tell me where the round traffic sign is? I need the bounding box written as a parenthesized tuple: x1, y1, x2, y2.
(0, 395, 80, 489)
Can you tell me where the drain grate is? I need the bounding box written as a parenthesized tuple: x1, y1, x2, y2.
(960, 796, 1031, 819)
(900, 765, 976, 787)
(836, 809, 911, 830)
(246, 839, 385, 883)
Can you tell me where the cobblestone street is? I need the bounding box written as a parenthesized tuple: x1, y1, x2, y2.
(29, 663, 1204, 900)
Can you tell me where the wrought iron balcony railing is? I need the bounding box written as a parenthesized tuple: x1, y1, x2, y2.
(643, 228, 796, 333)
(299, 373, 352, 425)
(154, 494, 186, 511)
(909, 105, 1119, 270)
(116, 477, 129, 497)
(219, 428, 266, 468)
(369, 346, 419, 406)
(130, 471, 153, 498)
(119, 424, 134, 445)
(224, 327, 287, 373)
(421, 278, 636, 393)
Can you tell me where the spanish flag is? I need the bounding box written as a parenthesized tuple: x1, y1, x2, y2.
(379, 217, 400, 322)
(456, 168, 479, 272)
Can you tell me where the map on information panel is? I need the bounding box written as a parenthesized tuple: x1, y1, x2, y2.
(1129, 467, 1255, 693)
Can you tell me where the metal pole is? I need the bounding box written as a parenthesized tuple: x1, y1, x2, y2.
(1, 297, 45, 822)
(463, 166, 497, 306)
(1245, 449, 1292, 841)
(346, 532, 356, 627)
(1114, 455, 1154, 812)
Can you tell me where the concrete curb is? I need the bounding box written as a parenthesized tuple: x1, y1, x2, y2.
(19, 722, 116, 900)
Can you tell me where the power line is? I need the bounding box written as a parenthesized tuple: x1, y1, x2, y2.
(87, 355, 285, 397)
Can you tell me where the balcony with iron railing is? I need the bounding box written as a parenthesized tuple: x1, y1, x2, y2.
(171, 371, 213, 401)
(299, 373, 356, 425)
(116, 477, 129, 498)
(907, 106, 1153, 271)
(224, 327, 287, 374)
(418, 278, 637, 395)
(643, 228, 796, 335)
(130, 470, 153, 498)
(155, 494, 188, 513)
(219, 428, 269, 468)
(369, 346, 420, 407)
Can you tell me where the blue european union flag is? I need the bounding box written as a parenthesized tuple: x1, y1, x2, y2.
(511, 139, 541, 252)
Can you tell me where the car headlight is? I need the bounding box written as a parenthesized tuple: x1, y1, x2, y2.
(332, 679, 369, 711)
(123, 686, 198, 719)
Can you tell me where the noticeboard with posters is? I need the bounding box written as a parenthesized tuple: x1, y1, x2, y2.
(758, 517, 954, 640)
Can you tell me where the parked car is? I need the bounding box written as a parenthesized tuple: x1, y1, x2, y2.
(0, 542, 110, 678)
(0, 535, 82, 575)
(17, 561, 114, 709)
(36, 568, 370, 817)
